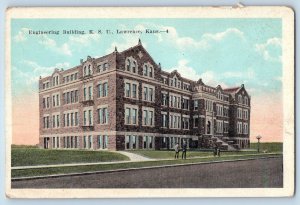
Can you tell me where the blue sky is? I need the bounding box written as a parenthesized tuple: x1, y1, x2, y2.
(11, 18, 282, 97)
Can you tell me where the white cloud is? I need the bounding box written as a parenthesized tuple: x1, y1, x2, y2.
(22, 60, 70, 77)
(154, 26, 244, 50)
(68, 33, 100, 46)
(166, 59, 228, 88)
(255, 37, 282, 62)
(13, 28, 30, 42)
(38, 35, 72, 56)
(223, 67, 255, 79)
(166, 59, 201, 81)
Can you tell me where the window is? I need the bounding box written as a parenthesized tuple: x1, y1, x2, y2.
(245, 96, 249, 106)
(124, 80, 138, 99)
(162, 114, 167, 128)
(243, 123, 248, 134)
(238, 95, 242, 104)
(216, 104, 223, 116)
(132, 84, 137, 98)
(182, 117, 189, 129)
(126, 59, 131, 71)
(75, 112, 78, 126)
(52, 115, 56, 128)
(142, 107, 155, 127)
(143, 84, 155, 102)
(125, 83, 131, 97)
(194, 100, 198, 110)
(149, 67, 153, 77)
(182, 98, 189, 110)
(216, 121, 223, 133)
(169, 113, 181, 129)
(88, 86, 92, 100)
(132, 108, 137, 125)
(193, 116, 199, 128)
(205, 100, 213, 112)
(162, 93, 168, 106)
(237, 122, 243, 134)
(143, 87, 148, 101)
(224, 106, 229, 117)
(97, 135, 108, 149)
(125, 108, 131, 124)
(97, 84, 103, 97)
(237, 108, 243, 119)
(97, 107, 108, 124)
(143, 65, 148, 76)
(132, 61, 137, 73)
(224, 121, 229, 133)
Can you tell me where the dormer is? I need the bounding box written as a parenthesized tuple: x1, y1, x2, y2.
(125, 56, 138, 74)
(169, 70, 181, 88)
(143, 62, 154, 78)
(83, 61, 93, 77)
(52, 69, 61, 87)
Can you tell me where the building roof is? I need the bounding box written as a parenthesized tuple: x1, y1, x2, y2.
(223, 87, 240, 93)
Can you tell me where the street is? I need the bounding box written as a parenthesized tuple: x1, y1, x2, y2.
(12, 157, 283, 188)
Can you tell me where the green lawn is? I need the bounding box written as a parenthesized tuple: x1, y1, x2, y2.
(11, 146, 130, 167)
(250, 142, 283, 153)
(12, 153, 281, 178)
(128, 150, 258, 159)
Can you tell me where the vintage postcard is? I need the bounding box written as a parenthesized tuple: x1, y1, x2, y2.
(5, 7, 294, 198)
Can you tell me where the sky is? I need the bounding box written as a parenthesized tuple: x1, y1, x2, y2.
(11, 18, 282, 145)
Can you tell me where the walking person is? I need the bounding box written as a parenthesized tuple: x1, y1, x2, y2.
(182, 141, 187, 159)
(217, 147, 221, 157)
(174, 143, 179, 159)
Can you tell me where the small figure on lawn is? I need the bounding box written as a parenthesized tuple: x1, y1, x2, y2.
(213, 146, 218, 157)
(174, 142, 179, 159)
(217, 147, 221, 157)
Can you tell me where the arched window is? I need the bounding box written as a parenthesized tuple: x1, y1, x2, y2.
(126, 59, 131, 71)
(149, 67, 153, 77)
(88, 65, 92, 75)
(244, 96, 248, 105)
(238, 95, 242, 104)
(84, 66, 87, 76)
(143, 65, 148, 76)
(132, 61, 136, 73)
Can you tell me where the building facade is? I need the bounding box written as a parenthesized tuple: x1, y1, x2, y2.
(39, 40, 251, 151)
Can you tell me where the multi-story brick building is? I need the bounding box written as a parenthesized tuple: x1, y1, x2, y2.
(39, 40, 251, 151)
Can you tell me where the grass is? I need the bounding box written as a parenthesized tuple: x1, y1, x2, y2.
(12, 153, 282, 178)
(250, 142, 283, 153)
(128, 150, 258, 159)
(11, 146, 130, 167)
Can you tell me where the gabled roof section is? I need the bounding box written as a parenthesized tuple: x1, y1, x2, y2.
(169, 70, 182, 78)
(118, 39, 158, 67)
(223, 86, 240, 93)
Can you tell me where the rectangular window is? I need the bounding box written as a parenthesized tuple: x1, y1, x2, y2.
(125, 135, 130, 149)
(149, 111, 153, 126)
(84, 136, 87, 149)
(88, 86, 92, 100)
(71, 113, 74, 126)
(88, 135, 92, 149)
(88, 110, 92, 125)
(84, 111, 87, 125)
(194, 100, 198, 110)
(125, 108, 131, 124)
(193, 117, 199, 128)
(75, 112, 78, 126)
(162, 93, 167, 106)
(132, 84, 137, 98)
(83, 88, 87, 101)
(67, 113, 70, 127)
(52, 115, 55, 128)
(103, 82, 108, 97)
(125, 83, 131, 97)
(73, 90, 77, 102)
(144, 87, 148, 101)
(143, 110, 148, 125)
(98, 84, 102, 97)
(56, 115, 60, 127)
(162, 114, 167, 127)
(149, 88, 153, 102)
(53, 95, 55, 107)
(132, 108, 137, 125)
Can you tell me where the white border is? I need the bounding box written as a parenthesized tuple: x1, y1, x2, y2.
(5, 6, 294, 198)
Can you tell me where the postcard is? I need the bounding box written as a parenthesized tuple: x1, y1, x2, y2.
(5, 6, 294, 198)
